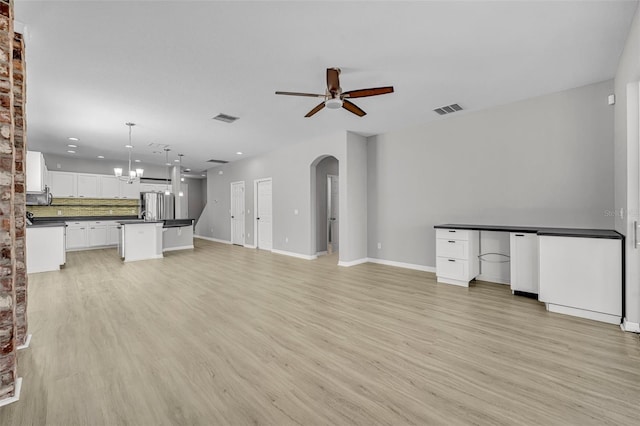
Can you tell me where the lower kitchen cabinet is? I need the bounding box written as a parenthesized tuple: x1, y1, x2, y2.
(509, 232, 539, 294)
(66, 220, 119, 251)
(66, 224, 88, 250)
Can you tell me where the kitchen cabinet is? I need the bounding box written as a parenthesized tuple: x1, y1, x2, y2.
(538, 235, 622, 324)
(88, 225, 108, 246)
(26, 225, 66, 273)
(77, 174, 99, 198)
(509, 232, 538, 294)
(26, 151, 48, 192)
(140, 183, 168, 193)
(119, 180, 141, 199)
(435, 228, 479, 286)
(49, 171, 76, 198)
(66, 223, 88, 250)
(107, 224, 120, 245)
(100, 176, 120, 198)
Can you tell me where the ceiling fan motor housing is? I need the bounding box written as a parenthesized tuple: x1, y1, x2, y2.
(325, 98, 343, 109)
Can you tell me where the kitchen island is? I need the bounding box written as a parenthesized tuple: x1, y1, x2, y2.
(118, 220, 164, 262)
(162, 219, 194, 252)
(26, 222, 66, 273)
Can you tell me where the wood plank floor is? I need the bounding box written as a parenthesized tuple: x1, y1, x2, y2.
(1, 238, 639, 425)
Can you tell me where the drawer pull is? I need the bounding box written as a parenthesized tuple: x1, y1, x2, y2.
(448, 230, 456, 233)
(515, 234, 525, 237)
(448, 240, 455, 243)
(448, 259, 455, 262)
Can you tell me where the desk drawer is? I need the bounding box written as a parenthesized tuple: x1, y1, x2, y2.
(436, 238, 469, 260)
(436, 257, 468, 281)
(436, 228, 471, 241)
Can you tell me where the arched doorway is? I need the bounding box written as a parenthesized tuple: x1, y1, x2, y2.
(310, 155, 339, 258)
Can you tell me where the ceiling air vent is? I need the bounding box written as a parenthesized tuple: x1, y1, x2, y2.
(433, 103, 463, 116)
(212, 113, 239, 123)
(207, 159, 229, 164)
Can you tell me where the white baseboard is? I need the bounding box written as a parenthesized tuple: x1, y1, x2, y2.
(0, 377, 22, 408)
(244, 244, 257, 249)
(338, 258, 368, 267)
(437, 276, 470, 287)
(367, 258, 436, 273)
(621, 318, 640, 333)
(316, 251, 328, 256)
(271, 249, 317, 260)
(17, 334, 31, 350)
(546, 303, 620, 325)
(163, 245, 194, 252)
(476, 274, 510, 285)
(194, 235, 231, 244)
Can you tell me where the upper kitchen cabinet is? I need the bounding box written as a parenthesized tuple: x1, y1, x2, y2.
(100, 176, 120, 198)
(119, 180, 140, 199)
(76, 174, 99, 198)
(49, 171, 76, 198)
(26, 151, 48, 192)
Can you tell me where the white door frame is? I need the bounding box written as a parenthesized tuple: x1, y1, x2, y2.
(327, 174, 339, 253)
(230, 181, 245, 245)
(253, 177, 273, 249)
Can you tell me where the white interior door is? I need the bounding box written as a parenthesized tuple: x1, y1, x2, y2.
(256, 179, 272, 250)
(327, 174, 339, 251)
(230, 181, 245, 245)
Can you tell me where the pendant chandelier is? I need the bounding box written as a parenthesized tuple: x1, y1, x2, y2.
(114, 122, 144, 182)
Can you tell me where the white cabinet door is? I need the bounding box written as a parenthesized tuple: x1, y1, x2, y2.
(100, 176, 120, 198)
(88, 225, 108, 246)
(77, 174, 99, 198)
(49, 171, 76, 198)
(119, 180, 140, 199)
(26, 151, 46, 192)
(107, 225, 119, 245)
(66, 226, 87, 250)
(509, 233, 539, 293)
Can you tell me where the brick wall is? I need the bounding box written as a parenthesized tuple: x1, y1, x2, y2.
(0, 0, 17, 401)
(13, 31, 25, 346)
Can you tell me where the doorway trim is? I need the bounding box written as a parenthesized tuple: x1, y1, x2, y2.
(230, 181, 245, 245)
(253, 177, 273, 249)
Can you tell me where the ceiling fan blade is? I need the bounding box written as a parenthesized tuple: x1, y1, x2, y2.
(326, 68, 341, 93)
(305, 102, 325, 117)
(275, 91, 325, 98)
(342, 99, 366, 117)
(342, 86, 394, 99)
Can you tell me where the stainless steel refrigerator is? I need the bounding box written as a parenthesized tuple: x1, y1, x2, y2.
(140, 192, 175, 221)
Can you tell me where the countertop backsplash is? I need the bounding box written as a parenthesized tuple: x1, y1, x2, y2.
(28, 197, 139, 217)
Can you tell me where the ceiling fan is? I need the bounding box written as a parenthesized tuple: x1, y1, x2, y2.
(276, 68, 394, 117)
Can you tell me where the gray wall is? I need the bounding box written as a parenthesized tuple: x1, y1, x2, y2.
(185, 178, 205, 223)
(315, 156, 338, 253)
(614, 4, 640, 326)
(345, 132, 368, 262)
(368, 79, 615, 267)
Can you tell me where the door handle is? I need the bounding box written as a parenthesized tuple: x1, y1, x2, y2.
(515, 234, 525, 237)
(257, 217, 260, 220)
(231, 215, 234, 218)
(448, 240, 455, 243)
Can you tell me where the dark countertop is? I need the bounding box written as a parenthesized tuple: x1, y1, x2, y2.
(434, 224, 623, 240)
(118, 220, 163, 225)
(27, 221, 66, 228)
(163, 219, 194, 228)
(33, 215, 138, 223)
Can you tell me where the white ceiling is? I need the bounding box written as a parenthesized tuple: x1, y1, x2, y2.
(14, 0, 638, 174)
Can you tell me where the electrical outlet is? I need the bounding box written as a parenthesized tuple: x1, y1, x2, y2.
(294, 209, 298, 215)
(247, 233, 250, 238)
(377, 242, 382, 249)
(57, 210, 62, 216)
(131, 209, 135, 213)
(109, 209, 113, 215)
(285, 237, 289, 243)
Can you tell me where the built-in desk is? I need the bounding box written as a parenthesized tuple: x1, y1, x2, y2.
(434, 224, 624, 325)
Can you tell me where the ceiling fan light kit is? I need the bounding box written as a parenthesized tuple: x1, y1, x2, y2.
(276, 67, 394, 117)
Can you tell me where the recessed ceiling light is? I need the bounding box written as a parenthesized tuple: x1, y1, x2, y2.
(165, 162, 171, 166)
(67, 144, 77, 148)
(125, 144, 133, 149)
(67, 150, 76, 154)
(236, 151, 243, 155)
(174, 159, 179, 162)
(68, 137, 79, 141)
(134, 159, 141, 163)
(202, 174, 206, 177)
(97, 155, 104, 159)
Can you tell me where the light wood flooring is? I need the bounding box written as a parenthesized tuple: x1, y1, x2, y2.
(1, 238, 639, 425)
